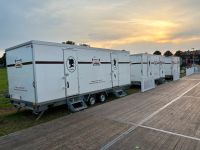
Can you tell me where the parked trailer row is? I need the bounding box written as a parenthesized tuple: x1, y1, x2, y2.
(6, 41, 130, 113)
(163, 56, 180, 80)
(130, 54, 155, 92)
(130, 54, 179, 92)
(6, 41, 180, 114)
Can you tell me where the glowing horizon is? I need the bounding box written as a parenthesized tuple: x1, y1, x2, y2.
(0, 0, 200, 55)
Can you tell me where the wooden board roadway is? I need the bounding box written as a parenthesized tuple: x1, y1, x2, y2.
(1, 74, 200, 150)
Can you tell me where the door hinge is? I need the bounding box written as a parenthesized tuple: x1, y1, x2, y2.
(32, 81, 35, 88)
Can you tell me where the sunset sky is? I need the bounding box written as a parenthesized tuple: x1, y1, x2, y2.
(0, 0, 200, 57)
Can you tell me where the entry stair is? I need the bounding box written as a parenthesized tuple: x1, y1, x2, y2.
(112, 89, 127, 98)
(67, 96, 87, 112)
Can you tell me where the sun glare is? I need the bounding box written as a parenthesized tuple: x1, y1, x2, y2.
(90, 19, 183, 48)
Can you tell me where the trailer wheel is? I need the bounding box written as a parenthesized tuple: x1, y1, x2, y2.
(99, 93, 106, 103)
(88, 96, 96, 105)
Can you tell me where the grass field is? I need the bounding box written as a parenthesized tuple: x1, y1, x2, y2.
(0, 68, 139, 137)
(0, 68, 11, 108)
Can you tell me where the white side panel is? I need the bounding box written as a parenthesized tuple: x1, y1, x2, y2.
(6, 45, 35, 102)
(159, 56, 165, 78)
(164, 57, 173, 76)
(34, 44, 65, 103)
(142, 55, 148, 78)
(186, 67, 195, 76)
(35, 65, 65, 102)
(130, 54, 155, 91)
(118, 52, 130, 86)
(130, 55, 142, 81)
(172, 57, 180, 80)
(130, 54, 153, 82)
(141, 78, 155, 92)
(152, 55, 160, 80)
(78, 49, 112, 94)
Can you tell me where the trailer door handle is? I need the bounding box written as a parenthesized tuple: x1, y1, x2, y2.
(67, 82, 69, 88)
(32, 81, 35, 88)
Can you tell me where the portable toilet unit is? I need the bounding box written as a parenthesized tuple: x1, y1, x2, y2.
(130, 54, 155, 92)
(6, 40, 131, 114)
(172, 57, 180, 80)
(159, 55, 165, 79)
(152, 55, 160, 80)
(163, 56, 180, 80)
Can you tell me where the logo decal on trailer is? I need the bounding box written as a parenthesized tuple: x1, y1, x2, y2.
(92, 58, 101, 66)
(67, 56, 76, 72)
(15, 59, 23, 68)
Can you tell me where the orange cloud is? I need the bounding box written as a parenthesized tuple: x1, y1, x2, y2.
(89, 19, 178, 47)
(88, 19, 200, 49)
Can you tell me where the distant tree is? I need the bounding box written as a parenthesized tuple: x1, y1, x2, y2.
(164, 50, 173, 56)
(153, 50, 161, 55)
(79, 43, 90, 47)
(0, 53, 6, 67)
(62, 41, 75, 45)
(174, 50, 183, 57)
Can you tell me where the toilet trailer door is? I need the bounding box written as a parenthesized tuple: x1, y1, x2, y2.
(111, 53, 119, 87)
(172, 57, 180, 80)
(63, 49, 79, 97)
(147, 55, 153, 78)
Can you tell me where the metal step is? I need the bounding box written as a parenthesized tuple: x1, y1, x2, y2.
(113, 89, 127, 98)
(73, 105, 87, 112)
(70, 100, 83, 105)
(67, 96, 87, 112)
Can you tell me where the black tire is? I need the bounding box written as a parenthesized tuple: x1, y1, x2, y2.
(99, 93, 106, 103)
(88, 96, 96, 105)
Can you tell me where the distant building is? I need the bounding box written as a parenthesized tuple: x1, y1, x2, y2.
(180, 50, 200, 67)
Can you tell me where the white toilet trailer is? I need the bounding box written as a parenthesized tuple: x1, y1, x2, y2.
(159, 55, 165, 79)
(152, 55, 160, 80)
(163, 56, 180, 80)
(172, 57, 180, 80)
(130, 54, 155, 92)
(6, 40, 131, 113)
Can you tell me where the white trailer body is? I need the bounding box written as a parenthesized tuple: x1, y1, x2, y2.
(163, 56, 180, 80)
(6, 41, 130, 113)
(151, 55, 165, 80)
(159, 56, 165, 78)
(130, 54, 155, 92)
(152, 55, 160, 80)
(172, 57, 180, 80)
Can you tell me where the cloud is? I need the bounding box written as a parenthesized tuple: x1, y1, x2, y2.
(0, 0, 200, 53)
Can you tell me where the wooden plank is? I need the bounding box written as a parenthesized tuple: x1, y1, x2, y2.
(108, 127, 200, 150)
(101, 81, 200, 149)
(84, 92, 177, 124)
(183, 74, 200, 80)
(184, 84, 200, 97)
(147, 80, 198, 96)
(0, 113, 131, 150)
(0, 74, 199, 150)
(143, 96, 200, 138)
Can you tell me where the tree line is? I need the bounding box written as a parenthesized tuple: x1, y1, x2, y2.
(0, 53, 6, 67)
(153, 50, 182, 57)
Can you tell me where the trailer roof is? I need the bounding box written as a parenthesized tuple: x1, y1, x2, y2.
(130, 53, 154, 56)
(6, 40, 129, 54)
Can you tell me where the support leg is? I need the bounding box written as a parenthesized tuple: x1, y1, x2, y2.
(35, 111, 45, 121)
